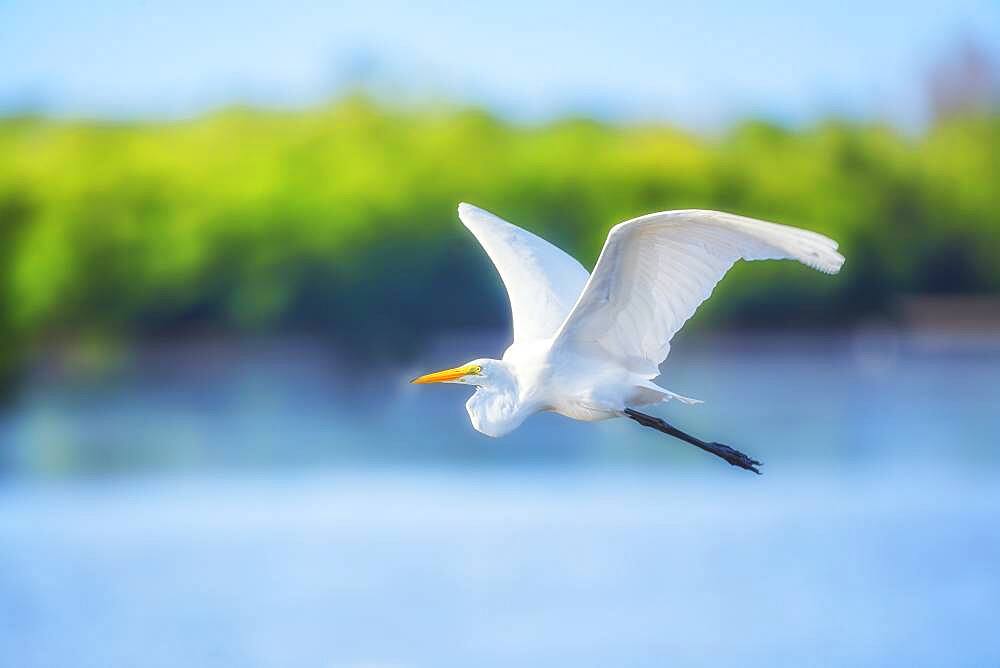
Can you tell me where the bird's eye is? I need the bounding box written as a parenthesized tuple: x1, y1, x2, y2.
(472, 365, 483, 375)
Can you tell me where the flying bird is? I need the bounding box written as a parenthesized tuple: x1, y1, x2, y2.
(412, 204, 844, 473)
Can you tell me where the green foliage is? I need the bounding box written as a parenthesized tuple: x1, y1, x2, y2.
(0, 99, 997, 369)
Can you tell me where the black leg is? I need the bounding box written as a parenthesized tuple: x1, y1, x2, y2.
(624, 408, 762, 474)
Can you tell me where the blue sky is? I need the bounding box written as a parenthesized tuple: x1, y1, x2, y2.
(1, 0, 997, 129)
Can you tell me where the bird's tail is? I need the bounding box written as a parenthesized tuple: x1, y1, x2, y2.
(631, 380, 702, 406)
(661, 388, 703, 405)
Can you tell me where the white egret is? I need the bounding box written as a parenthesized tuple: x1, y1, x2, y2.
(412, 203, 844, 473)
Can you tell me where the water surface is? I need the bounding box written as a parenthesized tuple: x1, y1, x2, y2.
(1, 335, 997, 666)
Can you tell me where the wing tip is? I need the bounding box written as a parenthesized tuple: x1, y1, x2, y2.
(829, 250, 846, 274)
(809, 247, 846, 275)
(457, 201, 484, 219)
(457, 202, 495, 231)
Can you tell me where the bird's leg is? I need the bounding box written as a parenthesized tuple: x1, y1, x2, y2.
(623, 408, 762, 474)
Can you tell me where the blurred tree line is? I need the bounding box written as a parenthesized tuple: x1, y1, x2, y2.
(0, 97, 997, 384)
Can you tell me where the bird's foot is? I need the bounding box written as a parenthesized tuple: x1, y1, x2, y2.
(703, 441, 762, 474)
(622, 409, 762, 474)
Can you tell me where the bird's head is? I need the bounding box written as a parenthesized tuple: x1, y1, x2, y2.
(411, 358, 521, 437)
(410, 358, 501, 387)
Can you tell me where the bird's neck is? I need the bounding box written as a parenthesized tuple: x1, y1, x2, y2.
(465, 362, 527, 438)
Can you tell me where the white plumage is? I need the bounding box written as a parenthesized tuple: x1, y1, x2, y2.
(413, 203, 844, 452)
(458, 203, 588, 344)
(553, 208, 844, 378)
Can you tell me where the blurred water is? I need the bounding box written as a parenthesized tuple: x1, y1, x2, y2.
(0, 334, 998, 666)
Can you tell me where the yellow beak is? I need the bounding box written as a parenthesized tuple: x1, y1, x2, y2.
(410, 364, 477, 384)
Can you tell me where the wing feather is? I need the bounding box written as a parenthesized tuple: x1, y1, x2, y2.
(553, 209, 845, 377)
(458, 203, 590, 344)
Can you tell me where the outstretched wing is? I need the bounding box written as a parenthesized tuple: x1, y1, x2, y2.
(553, 209, 845, 377)
(459, 203, 590, 344)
